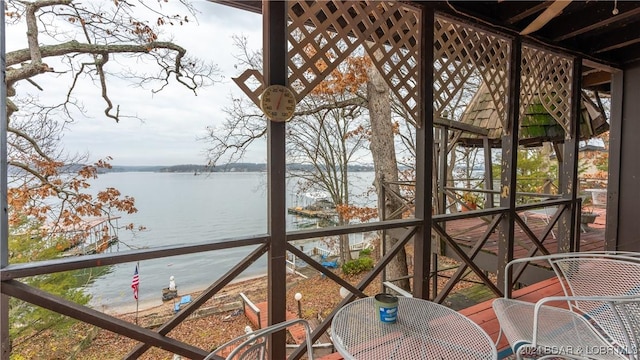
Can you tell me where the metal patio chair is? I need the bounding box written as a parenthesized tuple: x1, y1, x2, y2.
(493, 252, 640, 360)
(204, 318, 314, 360)
(522, 198, 558, 239)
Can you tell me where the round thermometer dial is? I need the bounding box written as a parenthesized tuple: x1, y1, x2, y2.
(260, 85, 296, 122)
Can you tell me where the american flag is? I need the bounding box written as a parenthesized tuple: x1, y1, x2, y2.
(131, 265, 139, 300)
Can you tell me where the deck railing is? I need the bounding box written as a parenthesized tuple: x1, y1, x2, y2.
(0, 177, 587, 360)
(0, 218, 422, 359)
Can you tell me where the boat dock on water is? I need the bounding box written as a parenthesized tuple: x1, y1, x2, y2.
(287, 192, 338, 220)
(51, 216, 121, 256)
(287, 206, 337, 220)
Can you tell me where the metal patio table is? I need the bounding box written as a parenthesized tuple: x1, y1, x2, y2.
(331, 296, 497, 360)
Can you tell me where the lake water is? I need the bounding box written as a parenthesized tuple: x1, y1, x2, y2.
(84, 171, 376, 313)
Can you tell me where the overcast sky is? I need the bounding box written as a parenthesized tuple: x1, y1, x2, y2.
(6, 1, 264, 166)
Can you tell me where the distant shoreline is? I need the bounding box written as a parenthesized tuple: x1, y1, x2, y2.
(97, 163, 376, 174)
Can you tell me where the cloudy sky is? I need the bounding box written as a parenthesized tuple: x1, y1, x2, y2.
(6, 1, 265, 166)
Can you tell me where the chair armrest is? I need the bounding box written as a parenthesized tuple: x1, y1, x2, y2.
(503, 255, 556, 295)
(530, 295, 640, 347)
(535, 294, 640, 306)
(503, 252, 640, 295)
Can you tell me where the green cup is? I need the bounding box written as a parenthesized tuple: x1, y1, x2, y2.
(374, 293, 398, 323)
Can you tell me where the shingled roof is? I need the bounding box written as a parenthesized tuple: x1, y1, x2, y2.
(456, 83, 609, 148)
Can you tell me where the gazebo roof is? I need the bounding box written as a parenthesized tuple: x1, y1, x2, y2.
(456, 83, 609, 148)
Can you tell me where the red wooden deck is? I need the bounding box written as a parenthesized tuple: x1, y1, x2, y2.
(459, 276, 565, 357)
(444, 206, 606, 260)
(245, 301, 310, 345)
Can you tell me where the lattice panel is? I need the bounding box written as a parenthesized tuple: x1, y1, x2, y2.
(234, 1, 422, 126)
(232, 69, 264, 108)
(520, 45, 573, 136)
(356, 2, 421, 126)
(287, 1, 367, 101)
(451, 23, 510, 130)
(433, 18, 475, 116)
(434, 16, 510, 131)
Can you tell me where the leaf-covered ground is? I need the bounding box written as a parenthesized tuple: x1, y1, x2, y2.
(10, 255, 485, 359)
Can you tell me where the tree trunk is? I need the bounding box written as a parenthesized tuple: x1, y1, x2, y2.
(339, 233, 351, 264)
(367, 65, 410, 291)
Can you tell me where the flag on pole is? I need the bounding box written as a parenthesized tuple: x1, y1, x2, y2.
(131, 265, 140, 300)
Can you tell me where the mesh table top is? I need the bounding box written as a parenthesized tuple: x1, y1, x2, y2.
(331, 297, 497, 360)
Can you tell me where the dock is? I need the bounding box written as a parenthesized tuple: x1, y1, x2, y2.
(47, 216, 121, 256)
(62, 235, 119, 256)
(287, 206, 337, 220)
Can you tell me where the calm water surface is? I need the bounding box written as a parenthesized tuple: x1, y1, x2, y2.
(85, 171, 375, 312)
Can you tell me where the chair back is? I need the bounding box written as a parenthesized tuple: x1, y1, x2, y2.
(205, 318, 314, 360)
(611, 298, 640, 358)
(550, 253, 640, 354)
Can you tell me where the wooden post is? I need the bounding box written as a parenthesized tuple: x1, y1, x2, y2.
(438, 127, 448, 215)
(497, 37, 521, 297)
(483, 137, 494, 208)
(413, 6, 434, 300)
(263, 1, 288, 359)
(558, 57, 582, 252)
(605, 69, 623, 251)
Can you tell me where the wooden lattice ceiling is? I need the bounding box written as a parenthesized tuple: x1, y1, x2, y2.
(233, 0, 423, 125)
(215, 0, 640, 93)
(216, 0, 620, 149)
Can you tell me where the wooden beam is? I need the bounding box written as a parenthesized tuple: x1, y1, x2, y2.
(432, 222, 502, 297)
(286, 244, 366, 298)
(438, 128, 447, 217)
(582, 70, 612, 88)
(605, 69, 623, 250)
(289, 227, 418, 360)
(497, 36, 521, 296)
(1, 235, 268, 280)
(433, 214, 503, 302)
(264, 1, 288, 359)
(124, 244, 269, 359)
(553, 6, 640, 42)
(592, 26, 640, 54)
(483, 137, 494, 208)
(557, 57, 582, 252)
(434, 116, 490, 136)
(413, 5, 434, 301)
(605, 42, 640, 66)
(208, 0, 262, 14)
(504, 1, 553, 25)
(3, 280, 209, 359)
(520, 1, 572, 36)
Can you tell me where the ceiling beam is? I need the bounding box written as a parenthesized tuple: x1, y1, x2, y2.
(208, 0, 262, 14)
(607, 43, 640, 66)
(582, 71, 612, 88)
(590, 26, 640, 54)
(504, 1, 553, 25)
(553, 6, 640, 41)
(520, 1, 572, 36)
(434, 117, 489, 136)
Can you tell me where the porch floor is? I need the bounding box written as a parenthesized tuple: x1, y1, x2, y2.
(445, 206, 606, 259)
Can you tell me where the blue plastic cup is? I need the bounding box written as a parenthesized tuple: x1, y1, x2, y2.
(374, 293, 398, 323)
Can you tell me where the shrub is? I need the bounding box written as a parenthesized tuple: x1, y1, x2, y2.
(342, 256, 374, 275)
(359, 248, 372, 257)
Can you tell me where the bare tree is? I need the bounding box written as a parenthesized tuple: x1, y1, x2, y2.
(367, 65, 410, 290)
(288, 94, 369, 263)
(4, 0, 219, 235)
(203, 38, 414, 277)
